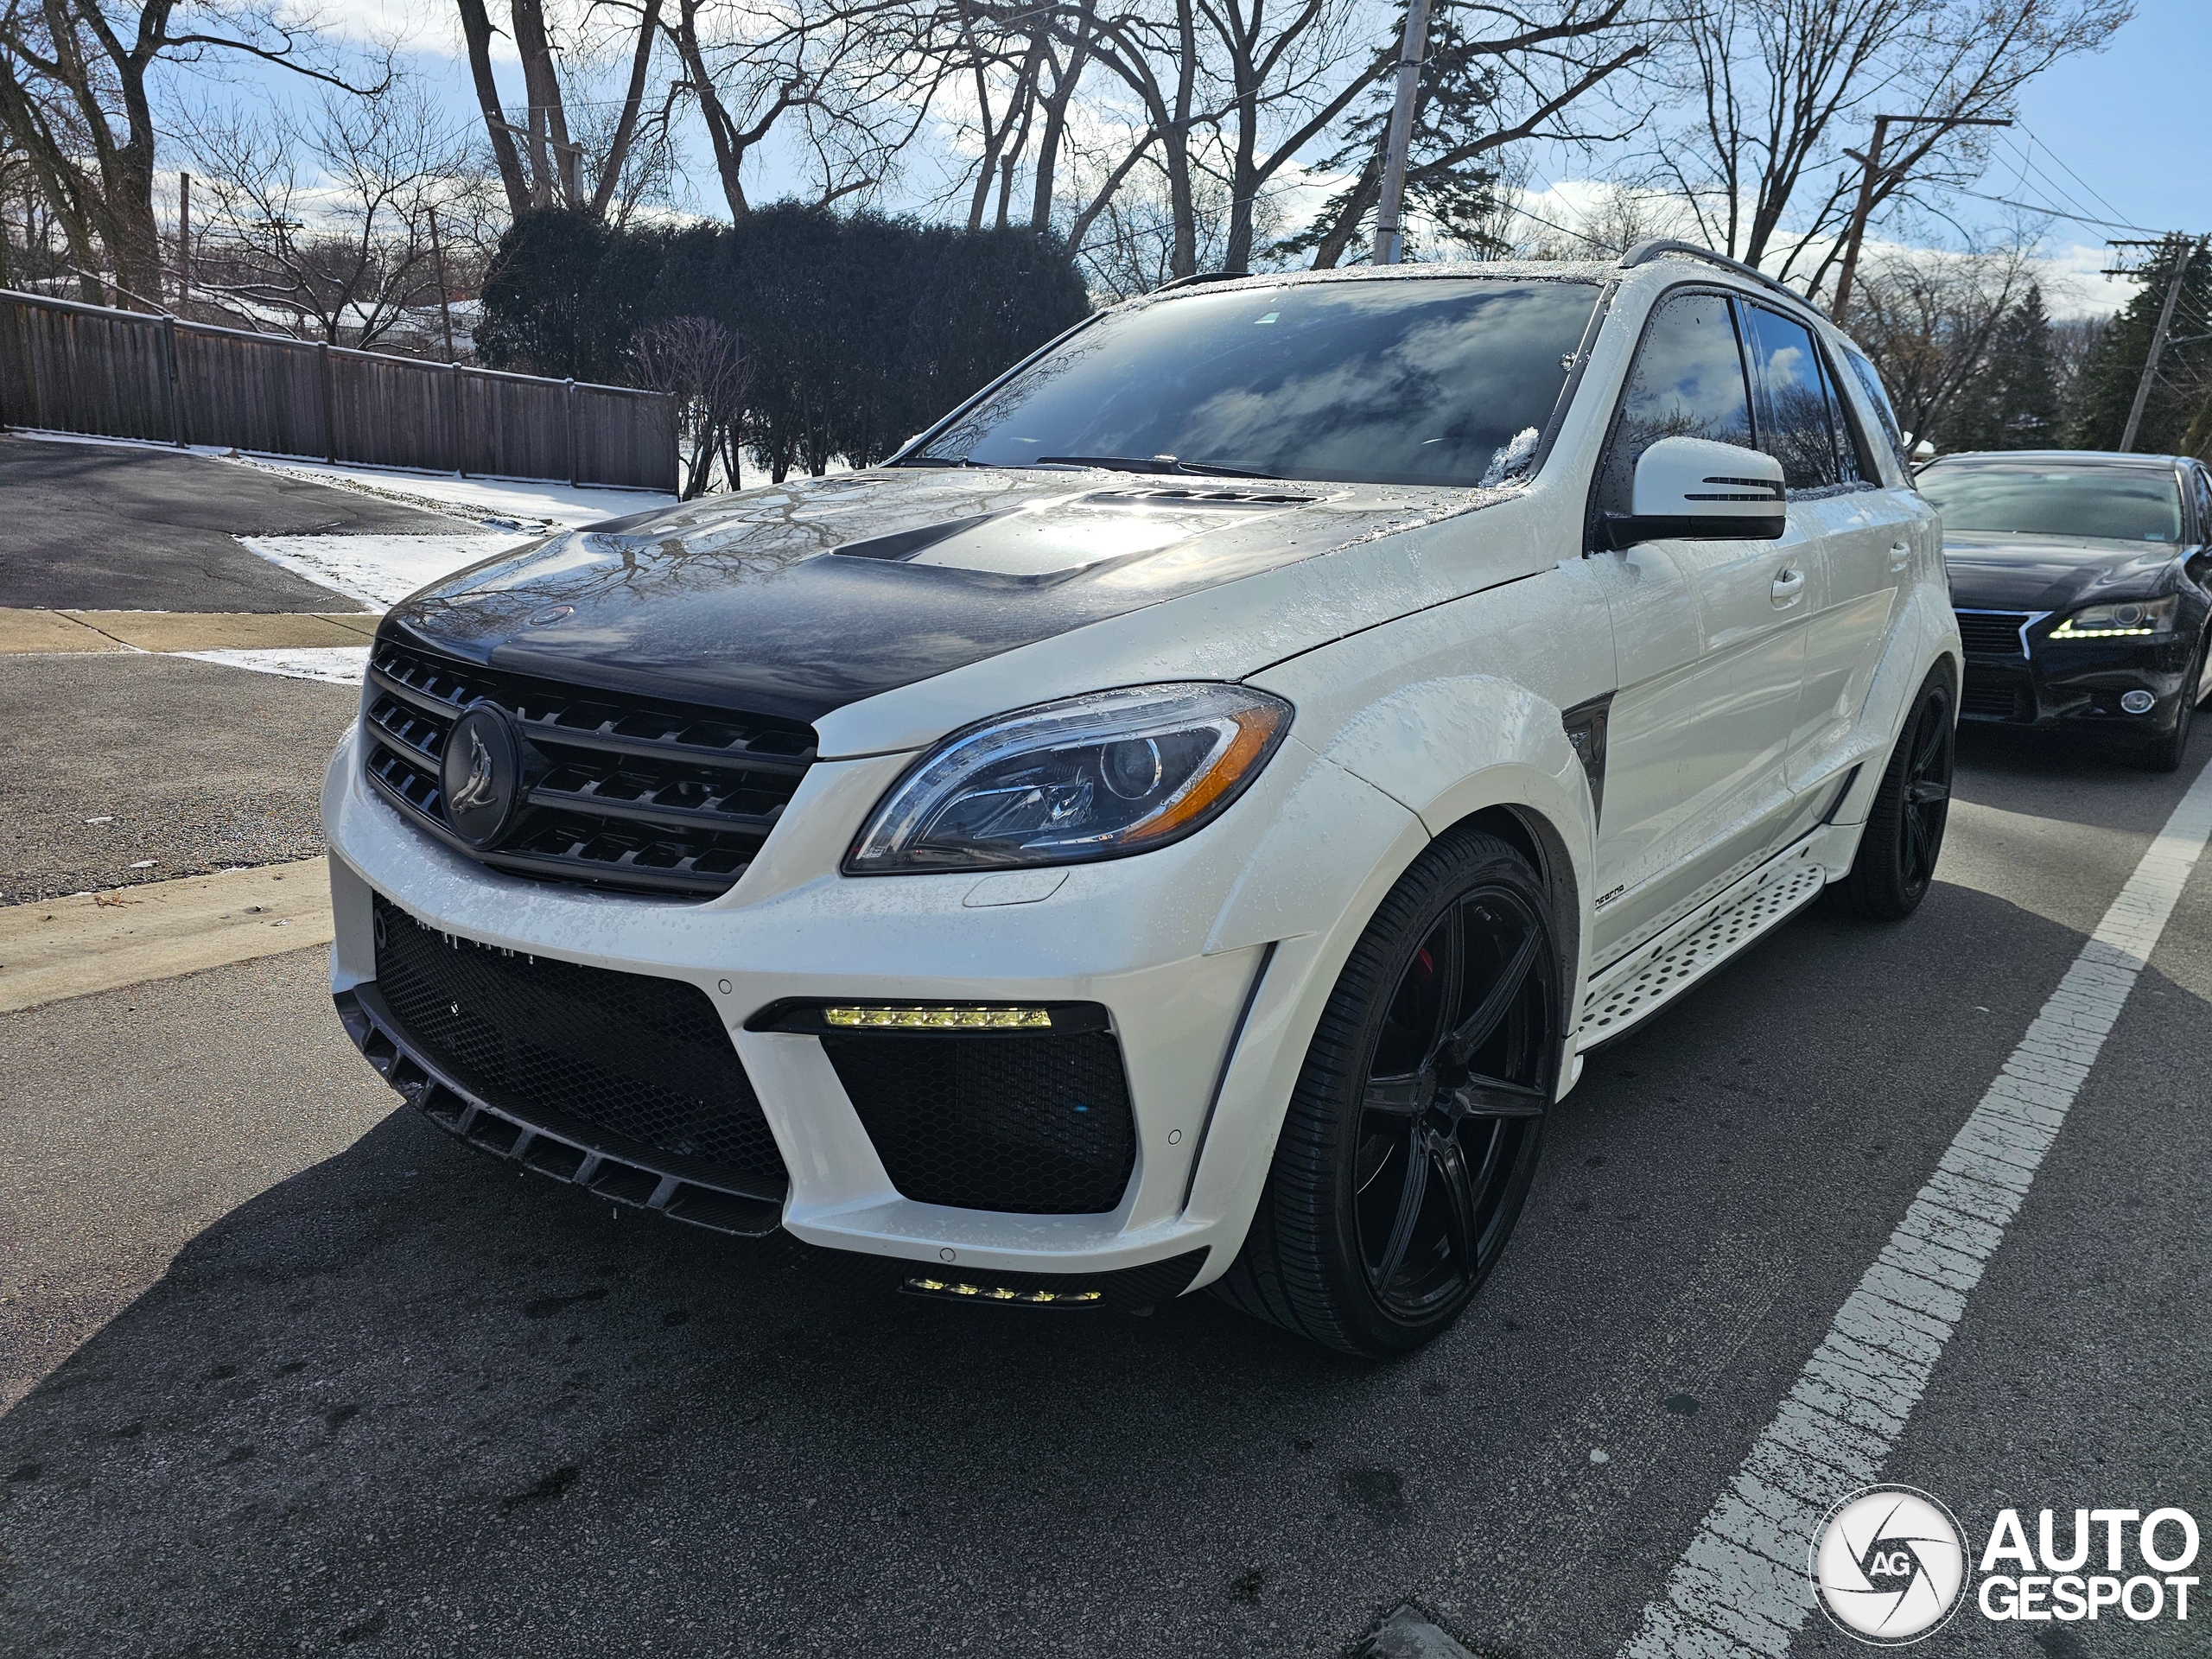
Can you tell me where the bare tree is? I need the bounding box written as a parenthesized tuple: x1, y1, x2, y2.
(633, 315, 755, 494)
(661, 0, 940, 221)
(454, 0, 668, 220)
(0, 0, 385, 306)
(1846, 243, 2035, 447)
(1647, 0, 2130, 293)
(180, 82, 479, 350)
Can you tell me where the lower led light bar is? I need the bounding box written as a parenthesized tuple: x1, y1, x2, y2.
(824, 1006, 1052, 1030)
(905, 1277, 1103, 1305)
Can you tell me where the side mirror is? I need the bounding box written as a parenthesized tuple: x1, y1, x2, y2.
(1603, 436, 1785, 550)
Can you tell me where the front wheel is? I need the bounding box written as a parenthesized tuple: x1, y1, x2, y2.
(1213, 831, 1558, 1357)
(1825, 666, 1955, 919)
(2136, 631, 2207, 773)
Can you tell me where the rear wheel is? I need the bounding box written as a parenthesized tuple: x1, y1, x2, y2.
(1826, 667, 1955, 919)
(1214, 831, 1557, 1357)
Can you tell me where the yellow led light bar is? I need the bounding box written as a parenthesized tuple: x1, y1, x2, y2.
(823, 1005, 1052, 1030)
(906, 1277, 1102, 1304)
(2048, 620, 2153, 639)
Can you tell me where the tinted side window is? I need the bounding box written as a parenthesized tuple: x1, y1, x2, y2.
(1842, 347, 1913, 480)
(2191, 467, 2212, 541)
(1595, 291, 1755, 524)
(1817, 352, 1865, 485)
(1742, 305, 1840, 491)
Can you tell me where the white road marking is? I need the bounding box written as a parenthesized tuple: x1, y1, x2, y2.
(175, 645, 372, 685)
(1618, 757, 2212, 1658)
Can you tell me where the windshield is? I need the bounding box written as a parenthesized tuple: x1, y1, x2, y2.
(914, 278, 1600, 489)
(1919, 462, 2184, 543)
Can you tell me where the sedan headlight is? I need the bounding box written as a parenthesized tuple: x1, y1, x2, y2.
(2048, 596, 2179, 639)
(846, 683, 1293, 874)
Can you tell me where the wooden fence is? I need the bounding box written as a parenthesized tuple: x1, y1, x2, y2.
(0, 289, 677, 493)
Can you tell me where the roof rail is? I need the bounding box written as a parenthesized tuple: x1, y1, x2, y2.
(1618, 239, 1808, 307)
(1148, 270, 1250, 295)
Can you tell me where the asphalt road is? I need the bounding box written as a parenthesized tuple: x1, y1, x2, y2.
(0, 655, 359, 903)
(0, 435, 470, 612)
(2, 715, 2206, 1658)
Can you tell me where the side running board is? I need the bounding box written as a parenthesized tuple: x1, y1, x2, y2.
(1576, 849, 1827, 1048)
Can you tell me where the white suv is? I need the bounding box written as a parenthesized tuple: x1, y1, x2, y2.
(324, 243, 1957, 1356)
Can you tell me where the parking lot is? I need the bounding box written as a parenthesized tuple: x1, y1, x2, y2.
(2, 435, 2207, 1658)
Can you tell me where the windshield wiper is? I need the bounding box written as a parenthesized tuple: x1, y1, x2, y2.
(1034, 454, 1282, 480)
(891, 455, 996, 468)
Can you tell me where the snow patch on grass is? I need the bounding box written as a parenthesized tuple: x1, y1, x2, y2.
(238, 533, 527, 609)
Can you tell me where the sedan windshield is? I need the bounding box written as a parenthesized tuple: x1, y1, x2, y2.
(913, 278, 1601, 490)
(1918, 462, 2184, 543)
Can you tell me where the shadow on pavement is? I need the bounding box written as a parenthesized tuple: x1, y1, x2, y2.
(0, 877, 2169, 1659)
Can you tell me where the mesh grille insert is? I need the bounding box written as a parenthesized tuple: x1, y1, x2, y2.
(371, 894, 785, 1198)
(361, 638, 817, 896)
(823, 1029, 1137, 1215)
(1955, 611, 2031, 656)
(1961, 669, 2029, 720)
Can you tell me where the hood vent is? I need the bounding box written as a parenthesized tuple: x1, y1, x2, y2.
(1082, 486, 1317, 508)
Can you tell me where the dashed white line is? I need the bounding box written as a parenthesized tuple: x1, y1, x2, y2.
(1618, 757, 2212, 1659)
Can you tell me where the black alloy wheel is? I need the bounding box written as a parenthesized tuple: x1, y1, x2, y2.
(2138, 629, 2209, 773)
(1827, 667, 1955, 919)
(1216, 830, 1558, 1357)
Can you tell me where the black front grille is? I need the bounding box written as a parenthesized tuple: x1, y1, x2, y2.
(1961, 668, 2030, 720)
(363, 639, 817, 896)
(823, 1029, 1137, 1214)
(1955, 610, 2031, 656)
(371, 893, 786, 1198)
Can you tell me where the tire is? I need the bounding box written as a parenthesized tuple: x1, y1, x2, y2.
(2135, 631, 2207, 774)
(1213, 830, 1559, 1357)
(1826, 666, 1955, 919)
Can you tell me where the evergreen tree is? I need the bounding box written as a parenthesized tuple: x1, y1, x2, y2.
(476, 209, 668, 383)
(2069, 235, 2212, 454)
(1274, 2, 1508, 268)
(1948, 283, 2060, 451)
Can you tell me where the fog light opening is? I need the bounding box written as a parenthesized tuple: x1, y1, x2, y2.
(2121, 690, 2158, 715)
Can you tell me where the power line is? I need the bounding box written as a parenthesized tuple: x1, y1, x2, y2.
(1954, 187, 2163, 236)
(2017, 125, 2131, 228)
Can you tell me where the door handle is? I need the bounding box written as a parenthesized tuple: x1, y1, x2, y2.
(1771, 565, 1806, 606)
(1889, 541, 1911, 572)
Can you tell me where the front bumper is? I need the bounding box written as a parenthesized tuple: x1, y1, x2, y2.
(1956, 612, 2198, 740)
(321, 719, 1353, 1291)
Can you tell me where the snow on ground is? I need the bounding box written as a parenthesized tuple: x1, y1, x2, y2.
(238, 456, 675, 532)
(238, 533, 527, 610)
(178, 645, 372, 684)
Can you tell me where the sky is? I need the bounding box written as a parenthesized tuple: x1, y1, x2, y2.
(174, 0, 2210, 319)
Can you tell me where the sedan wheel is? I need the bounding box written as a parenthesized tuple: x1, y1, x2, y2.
(1216, 830, 1557, 1357)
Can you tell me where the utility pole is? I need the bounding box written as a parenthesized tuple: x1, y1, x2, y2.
(1371, 0, 1433, 266)
(176, 172, 191, 308)
(2118, 235, 2199, 453)
(428, 207, 458, 364)
(1830, 113, 2012, 323)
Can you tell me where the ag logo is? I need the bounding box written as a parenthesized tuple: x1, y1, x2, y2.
(1811, 1485, 1968, 1645)
(440, 703, 524, 848)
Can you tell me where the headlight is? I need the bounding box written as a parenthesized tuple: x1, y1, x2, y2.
(2048, 596, 2179, 639)
(846, 683, 1293, 874)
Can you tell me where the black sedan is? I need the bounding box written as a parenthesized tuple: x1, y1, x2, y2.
(1918, 450, 2212, 770)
